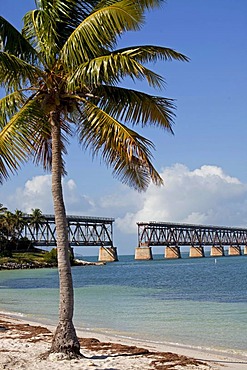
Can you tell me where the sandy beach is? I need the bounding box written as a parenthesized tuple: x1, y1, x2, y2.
(0, 314, 246, 370)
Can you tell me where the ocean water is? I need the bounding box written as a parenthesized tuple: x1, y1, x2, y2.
(0, 254, 247, 357)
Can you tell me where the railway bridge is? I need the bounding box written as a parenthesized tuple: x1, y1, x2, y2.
(135, 222, 247, 260)
(20, 214, 117, 262)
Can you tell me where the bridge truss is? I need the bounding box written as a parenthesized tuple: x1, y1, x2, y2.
(138, 222, 247, 247)
(20, 215, 114, 247)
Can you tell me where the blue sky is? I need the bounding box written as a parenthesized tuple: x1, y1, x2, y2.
(1, 1, 247, 255)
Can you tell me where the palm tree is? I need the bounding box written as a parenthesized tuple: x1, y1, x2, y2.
(13, 209, 25, 234)
(0, 0, 188, 357)
(0, 209, 25, 247)
(13, 209, 26, 248)
(0, 209, 12, 250)
(1, 210, 15, 240)
(0, 203, 7, 232)
(29, 208, 45, 241)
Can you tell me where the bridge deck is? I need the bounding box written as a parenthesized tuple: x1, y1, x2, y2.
(20, 215, 114, 247)
(138, 222, 247, 247)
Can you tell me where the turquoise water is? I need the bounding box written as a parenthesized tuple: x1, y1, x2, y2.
(0, 254, 247, 357)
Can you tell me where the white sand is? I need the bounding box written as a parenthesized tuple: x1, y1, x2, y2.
(0, 314, 246, 370)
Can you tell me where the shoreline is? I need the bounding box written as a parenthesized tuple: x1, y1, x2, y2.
(0, 312, 246, 369)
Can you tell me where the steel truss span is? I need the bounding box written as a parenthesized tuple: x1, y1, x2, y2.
(137, 222, 247, 247)
(20, 215, 114, 247)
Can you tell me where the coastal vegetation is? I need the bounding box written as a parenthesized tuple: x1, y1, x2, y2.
(0, 0, 188, 359)
(0, 205, 74, 267)
(0, 249, 57, 269)
(0, 205, 43, 253)
(0, 204, 59, 266)
(0, 248, 76, 269)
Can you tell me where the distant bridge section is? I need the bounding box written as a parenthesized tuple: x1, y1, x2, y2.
(20, 214, 118, 262)
(135, 222, 247, 260)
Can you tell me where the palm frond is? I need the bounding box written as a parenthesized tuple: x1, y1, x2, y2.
(23, 9, 60, 67)
(119, 45, 189, 63)
(76, 98, 163, 190)
(54, 0, 99, 41)
(33, 1, 100, 47)
(68, 53, 164, 89)
(30, 113, 70, 175)
(60, 0, 144, 68)
(28, 112, 52, 172)
(0, 94, 70, 181)
(92, 85, 175, 131)
(95, 0, 164, 12)
(0, 16, 38, 64)
(0, 91, 26, 126)
(0, 52, 43, 90)
(112, 153, 163, 190)
(0, 99, 41, 182)
(135, 0, 165, 11)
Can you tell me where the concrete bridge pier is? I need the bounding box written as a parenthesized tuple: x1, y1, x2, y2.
(210, 246, 224, 257)
(189, 246, 205, 258)
(165, 246, 181, 259)
(228, 245, 242, 256)
(98, 246, 118, 262)
(135, 246, 153, 260)
(244, 246, 247, 255)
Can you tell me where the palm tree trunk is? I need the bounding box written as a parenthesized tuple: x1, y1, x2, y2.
(49, 111, 80, 357)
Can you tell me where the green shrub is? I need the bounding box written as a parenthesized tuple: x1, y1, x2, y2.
(44, 248, 58, 264)
(43, 248, 74, 265)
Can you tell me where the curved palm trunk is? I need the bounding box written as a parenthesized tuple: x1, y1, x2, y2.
(49, 111, 80, 357)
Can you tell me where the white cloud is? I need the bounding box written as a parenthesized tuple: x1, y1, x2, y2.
(7, 175, 95, 215)
(98, 185, 143, 217)
(116, 164, 247, 234)
(192, 165, 240, 184)
(6, 165, 247, 243)
(8, 175, 53, 213)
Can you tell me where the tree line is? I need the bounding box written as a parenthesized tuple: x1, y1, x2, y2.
(0, 204, 45, 254)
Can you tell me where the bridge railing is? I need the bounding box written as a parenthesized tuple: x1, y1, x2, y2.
(19, 215, 115, 247)
(137, 222, 247, 247)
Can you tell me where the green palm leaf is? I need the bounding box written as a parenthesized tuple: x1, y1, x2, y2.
(95, 0, 164, 11)
(60, 0, 144, 68)
(0, 16, 38, 63)
(0, 91, 26, 125)
(23, 9, 60, 67)
(76, 98, 162, 189)
(67, 45, 188, 90)
(134, 0, 164, 10)
(68, 53, 164, 89)
(0, 97, 63, 181)
(112, 154, 162, 190)
(119, 45, 189, 63)
(34, 0, 99, 47)
(92, 85, 175, 131)
(0, 52, 43, 90)
(0, 99, 38, 181)
(30, 114, 70, 175)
